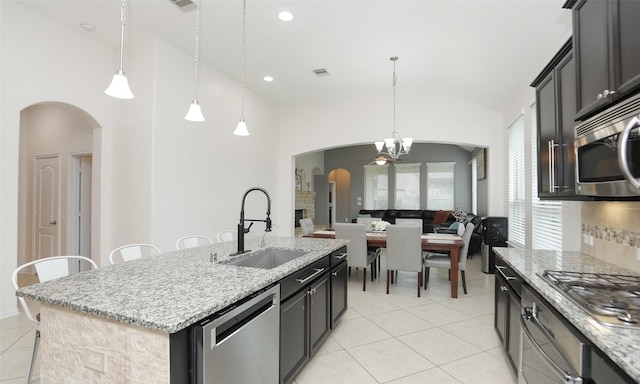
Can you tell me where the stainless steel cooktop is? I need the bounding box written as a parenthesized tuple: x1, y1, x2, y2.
(540, 270, 640, 329)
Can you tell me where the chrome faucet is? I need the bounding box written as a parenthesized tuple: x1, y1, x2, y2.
(231, 187, 272, 255)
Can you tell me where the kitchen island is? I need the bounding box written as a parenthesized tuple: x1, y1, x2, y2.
(494, 248, 640, 382)
(16, 236, 347, 383)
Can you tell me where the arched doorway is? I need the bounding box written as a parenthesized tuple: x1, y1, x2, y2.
(18, 102, 101, 267)
(327, 168, 351, 228)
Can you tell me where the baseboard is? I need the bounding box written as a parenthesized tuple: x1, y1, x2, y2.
(0, 307, 20, 320)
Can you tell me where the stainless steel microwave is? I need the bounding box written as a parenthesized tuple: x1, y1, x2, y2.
(575, 92, 640, 197)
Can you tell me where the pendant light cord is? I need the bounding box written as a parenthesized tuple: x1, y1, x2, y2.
(118, 0, 127, 72)
(192, 0, 201, 100)
(391, 56, 398, 135)
(240, 0, 246, 118)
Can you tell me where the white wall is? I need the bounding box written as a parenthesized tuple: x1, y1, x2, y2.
(276, 90, 506, 236)
(0, 2, 279, 317)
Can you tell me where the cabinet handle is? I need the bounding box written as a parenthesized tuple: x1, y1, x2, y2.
(500, 285, 509, 292)
(603, 89, 616, 97)
(597, 93, 603, 100)
(496, 265, 516, 281)
(332, 271, 338, 276)
(296, 268, 325, 284)
(617, 115, 640, 190)
(548, 140, 558, 193)
(334, 252, 348, 260)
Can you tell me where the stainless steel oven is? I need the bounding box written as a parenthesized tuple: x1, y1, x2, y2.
(575, 92, 640, 197)
(519, 286, 591, 384)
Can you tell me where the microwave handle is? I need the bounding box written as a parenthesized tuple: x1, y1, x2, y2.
(618, 116, 640, 190)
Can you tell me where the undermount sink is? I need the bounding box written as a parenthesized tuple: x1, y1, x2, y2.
(227, 248, 308, 269)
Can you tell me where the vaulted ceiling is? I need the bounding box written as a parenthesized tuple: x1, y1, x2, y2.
(19, 0, 572, 111)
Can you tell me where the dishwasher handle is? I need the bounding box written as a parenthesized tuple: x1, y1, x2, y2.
(204, 286, 279, 348)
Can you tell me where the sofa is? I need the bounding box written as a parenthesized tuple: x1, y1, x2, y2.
(355, 209, 483, 256)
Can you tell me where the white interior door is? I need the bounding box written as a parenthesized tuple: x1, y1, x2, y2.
(69, 154, 92, 257)
(34, 156, 60, 260)
(329, 181, 336, 228)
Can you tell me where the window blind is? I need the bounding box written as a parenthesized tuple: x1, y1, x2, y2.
(426, 162, 455, 210)
(508, 115, 526, 247)
(364, 164, 389, 209)
(530, 103, 563, 250)
(395, 163, 421, 209)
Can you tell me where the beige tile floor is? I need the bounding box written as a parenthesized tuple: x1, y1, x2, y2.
(0, 254, 516, 384)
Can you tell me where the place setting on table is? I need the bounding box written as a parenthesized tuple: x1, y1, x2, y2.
(304, 221, 465, 298)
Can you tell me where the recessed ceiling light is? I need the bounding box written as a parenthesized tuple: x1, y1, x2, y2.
(278, 11, 294, 22)
(80, 23, 95, 32)
(264, 76, 274, 82)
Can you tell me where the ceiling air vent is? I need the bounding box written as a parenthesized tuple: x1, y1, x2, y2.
(312, 68, 330, 77)
(169, 0, 195, 9)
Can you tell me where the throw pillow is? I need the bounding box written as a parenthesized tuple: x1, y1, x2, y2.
(357, 213, 372, 218)
(452, 208, 468, 222)
(432, 210, 452, 224)
(448, 222, 460, 231)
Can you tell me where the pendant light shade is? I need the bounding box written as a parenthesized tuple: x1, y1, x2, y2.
(185, 0, 205, 122)
(234, 0, 249, 136)
(105, 0, 134, 99)
(234, 119, 249, 136)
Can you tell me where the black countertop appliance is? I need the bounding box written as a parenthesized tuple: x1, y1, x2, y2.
(481, 216, 508, 273)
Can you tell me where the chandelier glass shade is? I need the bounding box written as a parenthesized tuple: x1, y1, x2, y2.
(185, 0, 205, 122)
(105, 0, 134, 99)
(374, 56, 412, 161)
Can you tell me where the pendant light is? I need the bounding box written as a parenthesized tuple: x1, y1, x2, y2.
(373, 56, 413, 161)
(105, 0, 134, 99)
(184, 0, 205, 122)
(233, 0, 250, 136)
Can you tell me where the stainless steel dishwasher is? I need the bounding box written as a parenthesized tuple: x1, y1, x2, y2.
(194, 284, 280, 384)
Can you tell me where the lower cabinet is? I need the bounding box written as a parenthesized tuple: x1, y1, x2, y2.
(280, 263, 331, 384)
(330, 260, 348, 327)
(494, 256, 522, 376)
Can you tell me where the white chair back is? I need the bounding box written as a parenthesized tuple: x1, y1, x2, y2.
(356, 217, 381, 229)
(458, 222, 475, 271)
(176, 235, 213, 250)
(334, 223, 368, 268)
(299, 218, 315, 235)
(386, 225, 422, 272)
(394, 218, 423, 230)
(216, 230, 237, 242)
(12, 256, 98, 325)
(109, 243, 161, 265)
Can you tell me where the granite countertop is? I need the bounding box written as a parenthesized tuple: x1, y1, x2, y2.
(17, 236, 347, 334)
(493, 247, 640, 382)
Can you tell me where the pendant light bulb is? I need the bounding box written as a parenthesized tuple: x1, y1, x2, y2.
(105, 0, 134, 99)
(234, 119, 249, 136)
(185, 101, 205, 122)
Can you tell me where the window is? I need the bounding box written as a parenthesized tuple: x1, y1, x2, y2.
(426, 162, 455, 210)
(395, 163, 420, 209)
(363, 164, 389, 209)
(508, 115, 526, 247)
(530, 104, 563, 250)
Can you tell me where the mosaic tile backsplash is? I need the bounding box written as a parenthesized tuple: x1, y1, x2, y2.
(581, 201, 640, 273)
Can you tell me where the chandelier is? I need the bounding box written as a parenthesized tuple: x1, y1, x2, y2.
(374, 56, 412, 162)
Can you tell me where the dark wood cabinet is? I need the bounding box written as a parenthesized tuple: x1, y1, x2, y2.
(494, 255, 522, 375)
(330, 260, 348, 328)
(572, 0, 640, 121)
(280, 255, 332, 384)
(532, 39, 585, 199)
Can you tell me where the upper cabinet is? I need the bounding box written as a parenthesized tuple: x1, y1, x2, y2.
(572, 0, 640, 121)
(532, 40, 586, 199)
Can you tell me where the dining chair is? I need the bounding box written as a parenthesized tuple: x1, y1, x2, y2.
(334, 223, 379, 291)
(299, 218, 315, 235)
(109, 243, 161, 265)
(175, 235, 213, 250)
(12, 256, 98, 383)
(394, 218, 423, 230)
(216, 230, 237, 243)
(385, 225, 423, 297)
(423, 222, 475, 294)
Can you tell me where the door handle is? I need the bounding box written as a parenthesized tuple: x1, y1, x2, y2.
(618, 116, 640, 190)
(49, 220, 57, 225)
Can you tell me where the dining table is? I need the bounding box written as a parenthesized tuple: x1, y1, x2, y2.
(305, 229, 465, 298)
